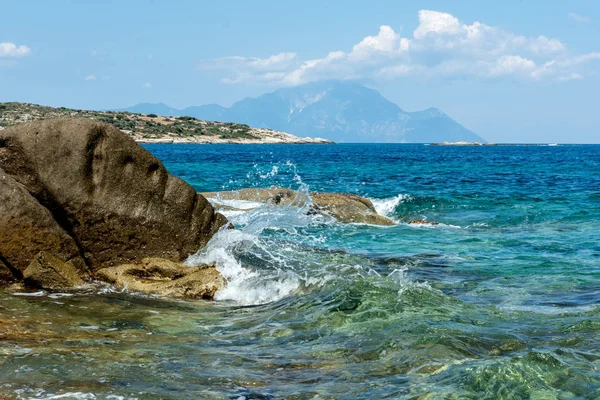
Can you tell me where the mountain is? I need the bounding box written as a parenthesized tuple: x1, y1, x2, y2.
(117, 81, 485, 143)
(114, 102, 181, 116)
(181, 104, 226, 121)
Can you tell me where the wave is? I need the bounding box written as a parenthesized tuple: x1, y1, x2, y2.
(369, 194, 412, 221)
(401, 221, 462, 229)
(187, 164, 427, 306)
(186, 165, 322, 305)
(204, 198, 265, 219)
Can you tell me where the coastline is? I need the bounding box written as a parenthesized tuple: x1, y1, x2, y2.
(0, 102, 334, 145)
(133, 134, 333, 145)
(127, 125, 333, 144)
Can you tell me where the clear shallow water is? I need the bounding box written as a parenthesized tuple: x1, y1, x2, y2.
(1, 144, 599, 399)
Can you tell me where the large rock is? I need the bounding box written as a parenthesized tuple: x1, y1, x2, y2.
(96, 258, 224, 300)
(0, 258, 16, 284)
(23, 251, 85, 289)
(0, 167, 85, 275)
(311, 192, 395, 226)
(0, 119, 227, 276)
(202, 187, 395, 226)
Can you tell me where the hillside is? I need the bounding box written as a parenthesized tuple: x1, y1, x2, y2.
(0, 102, 331, 144)
(118, 81, 485, 143)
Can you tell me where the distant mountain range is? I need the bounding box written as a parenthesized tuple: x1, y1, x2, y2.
(116, 81, 485, 143)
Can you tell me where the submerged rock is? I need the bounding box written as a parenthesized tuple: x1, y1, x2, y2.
(23, 251, 86, 289)
(202, 187, 396, 226)
(0, 119, 227, 293)
(96, 258, 224, 300)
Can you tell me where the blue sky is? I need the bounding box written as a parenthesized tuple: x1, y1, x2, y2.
(1, 0, 599, 143)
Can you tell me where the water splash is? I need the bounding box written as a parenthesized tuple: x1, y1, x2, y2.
(369, 194, 411, 221)
(187, 162, 322, 305)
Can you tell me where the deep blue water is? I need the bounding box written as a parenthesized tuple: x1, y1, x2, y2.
(2, 144, 599, 399)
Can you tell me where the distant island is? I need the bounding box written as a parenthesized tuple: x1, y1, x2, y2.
(116, 81, 486, 143)
(0, 102, 332, 144)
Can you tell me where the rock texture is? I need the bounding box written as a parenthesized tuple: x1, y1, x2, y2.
(202, 187, 396, 226)
(311, 192, 395, 226)
(0, 119, 227, 291)
(0, 258, 15, 284)
(96, 258, 224, 300)
(23, 251, 85, 289)
(0, 166, 84, 274)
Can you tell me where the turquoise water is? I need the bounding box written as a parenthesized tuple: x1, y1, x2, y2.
(1, 144, 599, 399)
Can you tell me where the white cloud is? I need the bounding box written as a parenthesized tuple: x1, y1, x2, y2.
(91, 50, 98, 56)
(202, 52, 297, 71)
(561, 52, 600, 66)
(0, 42, 31, 57)
(203, 10, 599, 86)
(414, 10, 461, 39)
(568, 13, 590, 23)
(84, 75, 96, 81)
(143, 82, 152, 88)
(349, 25, 409, 61)
(527, 36, 565, 55)
(488, 55, 535, 76)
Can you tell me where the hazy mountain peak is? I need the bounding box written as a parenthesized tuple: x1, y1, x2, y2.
(117, 81, 484, 143)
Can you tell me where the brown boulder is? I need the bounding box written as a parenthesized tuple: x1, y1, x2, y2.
(0, 258, 16, 284)
(23, 251, 86, 289)
(0, 119, 227, 273)
(310, 192, 395, 226)
(96, 258, 224, 300)
(0, 167, 85, 275)
(202, 187, 396, 226)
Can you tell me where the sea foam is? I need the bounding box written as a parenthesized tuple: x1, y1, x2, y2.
(369, 194, 411, 221)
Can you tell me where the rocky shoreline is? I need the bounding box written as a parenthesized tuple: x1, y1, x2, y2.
(0, 102, 334, 145)
(131, 130, 332, 145)
(0, 119, 390, 301)
(0, 119, 227, 298)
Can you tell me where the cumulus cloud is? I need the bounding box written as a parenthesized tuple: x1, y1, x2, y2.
(414, 10, 461, 39)
(487, 55, 536, 76)
(202, 10, 600, 85)
(84, 75, 96, 81)
(0, 42, 31, 57)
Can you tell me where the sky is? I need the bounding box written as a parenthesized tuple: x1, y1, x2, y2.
(1, 0, 599, 143)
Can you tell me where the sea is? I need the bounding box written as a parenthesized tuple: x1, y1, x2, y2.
(1, 143, 599, 399)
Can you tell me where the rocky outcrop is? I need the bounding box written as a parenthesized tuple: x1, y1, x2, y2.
(0, 119, 227, 296)
(202, 187, 396, 226)
(0, 258, 15, 284)
(311, 192, 395, 226)
(96, 258, 224, 300)
(0, 166, 85, 275)
(23, 251, 85, 289)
